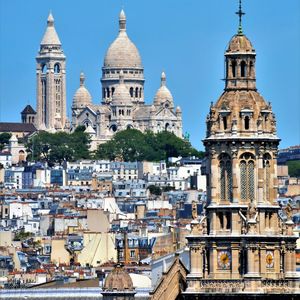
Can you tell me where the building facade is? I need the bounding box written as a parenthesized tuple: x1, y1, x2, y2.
(35, 10, 182, 147)
(183, 3, 299, 298)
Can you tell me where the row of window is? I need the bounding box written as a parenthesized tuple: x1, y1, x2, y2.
(103, 70, 142, 75)
(227, 59, 254, 78)
(219, 152, 271, 202)
(41, 63, 61, 74)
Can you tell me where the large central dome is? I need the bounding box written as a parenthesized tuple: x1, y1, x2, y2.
(103, 10, 142, 69)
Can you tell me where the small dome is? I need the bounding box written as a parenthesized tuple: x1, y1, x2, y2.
(176, 106, 182, 113)
(104, 10, 142, 69)
(226, 34, 255, 53)
(111, 71, 132, 106)
(103, 264, 134, 291)
(154, 72, 174, 108)
(72, 73, 92, 108)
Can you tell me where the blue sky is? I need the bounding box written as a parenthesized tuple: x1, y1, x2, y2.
(0, 0, 299, 150)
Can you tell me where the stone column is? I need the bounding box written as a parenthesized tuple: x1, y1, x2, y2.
(285, 244, 296, 278)
(210, 153, 218, 204)
(231, 243, 240, 279)
(209, 243, 217, 278)
(257, 149, 264, 204)
(244, 244, 262, 292)
(190, 246, 203, 277)
(231, 147, 239, 203)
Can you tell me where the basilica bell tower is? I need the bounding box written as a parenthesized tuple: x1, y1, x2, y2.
(183, 1, 299, 297)
(36, 13, 66, 131)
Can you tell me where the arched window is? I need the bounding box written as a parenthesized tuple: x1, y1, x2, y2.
(41, 64, 47, 74)
(130, 87, 134, 97)
(219, 153, 232, 201)
(112, 87, 115, 96)
(249, 61, 254, 77)
(240, 153, 255, 201)
(135, 87, 139, 98)
(19, 150, 25, 162)
(231, 60, 236, 78)
(106, 88, 110, 98)
(165, 123, 170, 131)
(263, 153, 272, 202)
(244, 116, 250, 130)
(110, 124, 117, 132)
(240, 61, 246, 77)
(222, 116, 227, 130)
(103, 88, 106, 99)
(54, 63, 60, 74)
(139, 88, 142, 98)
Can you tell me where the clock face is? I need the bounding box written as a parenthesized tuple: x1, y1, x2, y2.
(218, 250, 231, 270)
(266, 251, 274, 268)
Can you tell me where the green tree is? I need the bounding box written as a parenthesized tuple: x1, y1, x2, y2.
(96, 129, 152, 161)
(95, 129, 203, 162)
(148, 184, 162, 196)
(286, 160, 300, 178)
(0, 132, 12, 151)
(26, 129, 91, 164)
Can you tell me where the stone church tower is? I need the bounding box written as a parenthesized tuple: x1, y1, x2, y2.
(36, 13, 66, 131)
(183, 2, 298, 297)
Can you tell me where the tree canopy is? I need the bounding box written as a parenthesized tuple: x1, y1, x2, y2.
(26, 128, 90, 165)
(95, 129, 203, 162)
(0, 132, 12, 151)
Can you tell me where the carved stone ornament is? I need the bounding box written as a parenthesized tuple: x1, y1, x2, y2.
(284, 203, 293, 221)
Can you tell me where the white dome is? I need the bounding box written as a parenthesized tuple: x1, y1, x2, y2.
(154, 72, 174, 108)
(104, 10, 142, 69)
(72, 72, 92, 108)
(111, 71, 132, 106)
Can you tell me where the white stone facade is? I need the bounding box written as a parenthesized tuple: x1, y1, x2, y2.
(70, 10, 183, 147)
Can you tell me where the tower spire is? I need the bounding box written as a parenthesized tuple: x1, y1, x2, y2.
(119, 9, 126, 32)
(235, 0, 245, 35)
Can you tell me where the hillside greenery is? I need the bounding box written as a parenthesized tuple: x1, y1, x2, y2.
(95, 129, 204, 162)
(26, 126, 90, 165)
(287, 160, 300, 177)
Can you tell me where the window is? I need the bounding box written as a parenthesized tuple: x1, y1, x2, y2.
(244, 116, 250, 130)
(130, 87, 134, 97)
(42, 64, 47, 74)
(222, 116, 227, 130)
(54, 63, 60, 73)
(240, 153, 255, 201)
(135, 87, 139, 98)
(231, 60, 236, 78)
(219, 153, 232, 202)
(240, 61, 246, 77)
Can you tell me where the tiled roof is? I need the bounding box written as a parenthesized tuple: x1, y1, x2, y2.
(21, 105, 36, 115)
(0, 122, 37, 133)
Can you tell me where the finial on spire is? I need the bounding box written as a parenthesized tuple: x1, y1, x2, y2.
(161, 71, 166, 86)
(119, 70, 124, 84)
(80, 72, 85, 86)
(119, 9, 126, 32)
(47, 11, 54, 27)
(235, 0, 245, 35)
